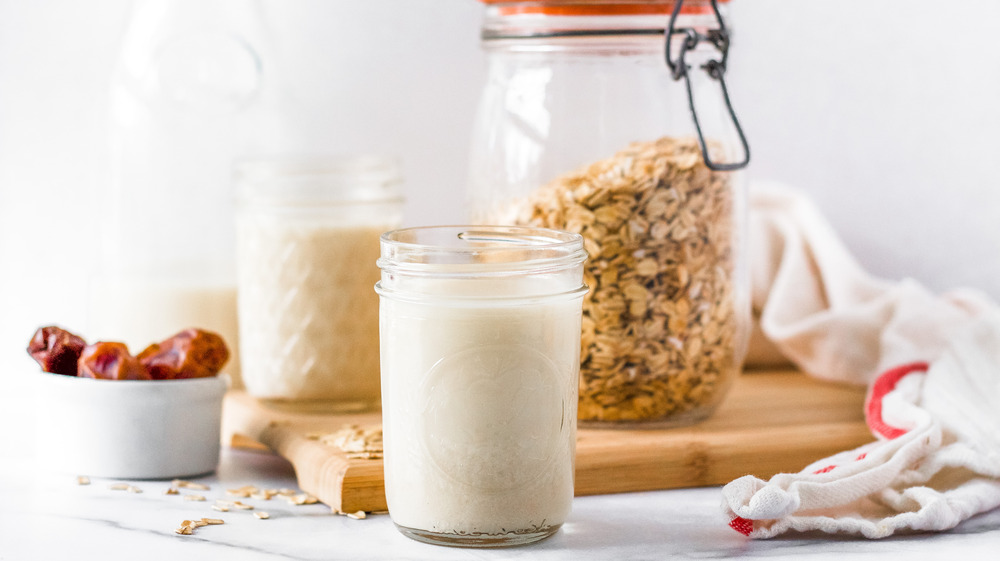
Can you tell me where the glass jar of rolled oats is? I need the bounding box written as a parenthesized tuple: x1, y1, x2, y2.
(469, 0, 752, 427)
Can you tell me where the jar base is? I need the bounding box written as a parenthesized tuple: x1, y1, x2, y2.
(394, 522, 561, 548)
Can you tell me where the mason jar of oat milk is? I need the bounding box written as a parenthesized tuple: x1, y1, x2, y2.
(376, 226, 587, 547)
(468, 0, 752, 427)
(236, 156, 402, 408)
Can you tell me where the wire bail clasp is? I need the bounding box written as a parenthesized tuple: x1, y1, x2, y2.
(666, 0, 750, 171)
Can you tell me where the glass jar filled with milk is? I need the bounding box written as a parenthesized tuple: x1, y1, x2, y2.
(236, 156, 402, 408)
(376, 226, 588, 547)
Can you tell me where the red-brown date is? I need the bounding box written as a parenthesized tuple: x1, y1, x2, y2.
(78, 342, 151, 381)
(27, 326, 87, 376)
(138, 328, 229, 380)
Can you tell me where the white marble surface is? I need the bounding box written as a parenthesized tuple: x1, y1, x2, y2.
(2, 447, 999, 560)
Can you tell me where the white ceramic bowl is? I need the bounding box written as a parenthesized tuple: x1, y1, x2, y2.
(33, 371, 228, 479)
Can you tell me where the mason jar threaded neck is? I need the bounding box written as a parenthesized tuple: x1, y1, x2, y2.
(376, 226, 588, 302)
(235, 154, 403, 207)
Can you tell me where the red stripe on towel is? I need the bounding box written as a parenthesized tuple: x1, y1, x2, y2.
(864, 362, 929, 440)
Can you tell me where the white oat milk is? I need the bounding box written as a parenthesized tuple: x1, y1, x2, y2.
(376, 226, 587, 548)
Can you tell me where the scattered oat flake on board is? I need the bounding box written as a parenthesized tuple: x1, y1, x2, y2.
(316, 424, 383, 459)
(126, 485, 142, 494)
(164, 487, 180, 495)
(76, 476, 90, 486)
(201, 518, 225, 525)
(109, 484, 129, 491)
(254, 511, 270, 520)
(231, 501, 254, 510)
(184, 494, 206, 502)
(346, 511, 367, 520)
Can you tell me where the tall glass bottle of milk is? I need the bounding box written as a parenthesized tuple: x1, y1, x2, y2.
(91, 0, 287, 385)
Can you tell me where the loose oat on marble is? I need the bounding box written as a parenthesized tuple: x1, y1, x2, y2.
(172, 480, 210, 491)
(226, 485, 256, 498)
(491, 137, 740, 422)
(285, 493, 319, 506)
(175, 518, 223, 536)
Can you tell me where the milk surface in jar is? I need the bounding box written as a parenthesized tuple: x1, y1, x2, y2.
(376, 226, 587, 548)
(236, 156, 402, 407)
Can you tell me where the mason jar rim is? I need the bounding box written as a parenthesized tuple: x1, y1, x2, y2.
(377, 225, 588, 278)
(234, 154, 403, 206)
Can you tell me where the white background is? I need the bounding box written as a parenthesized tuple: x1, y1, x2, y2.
(2, 0, 999, 426)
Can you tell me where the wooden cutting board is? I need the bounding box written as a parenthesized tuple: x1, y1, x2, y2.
(221, 369, 873, 513)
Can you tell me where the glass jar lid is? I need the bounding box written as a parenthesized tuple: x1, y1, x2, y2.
(480, 0, 729, 40)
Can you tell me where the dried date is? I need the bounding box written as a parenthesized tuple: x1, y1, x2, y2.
(27, 326, 86, 376)
(78, 342, 152, 381)
(138, 328, 229, 380)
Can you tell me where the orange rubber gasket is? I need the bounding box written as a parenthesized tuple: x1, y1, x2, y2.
(483, 1, 726, 17)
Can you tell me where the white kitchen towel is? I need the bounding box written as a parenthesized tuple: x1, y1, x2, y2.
(724, 183, 1000, 538)
(723, 312, 1000, 538)
(746, 182, 994, 384)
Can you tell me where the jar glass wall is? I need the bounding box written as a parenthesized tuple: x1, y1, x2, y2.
(468, 0, 751, 427)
